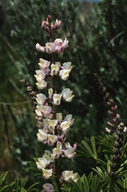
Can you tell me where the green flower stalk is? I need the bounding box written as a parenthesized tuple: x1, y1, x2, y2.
(32, 15, 78, 191)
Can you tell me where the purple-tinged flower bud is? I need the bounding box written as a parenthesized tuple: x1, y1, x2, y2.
(108, 122, 115, 128)
(73, 144, 77, 151)
(116, 114, 120, 120)
(36, 43, 46, 52)
(105, 127, 112, 133)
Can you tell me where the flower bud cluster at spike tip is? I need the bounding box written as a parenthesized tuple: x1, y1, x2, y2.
(30, 15, 79, 190)
(41, 15, 61, 33)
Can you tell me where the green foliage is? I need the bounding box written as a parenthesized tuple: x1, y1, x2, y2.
(0, 172, 39, 192)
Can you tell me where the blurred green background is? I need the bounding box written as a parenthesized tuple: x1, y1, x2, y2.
(0, 0, 127, 189)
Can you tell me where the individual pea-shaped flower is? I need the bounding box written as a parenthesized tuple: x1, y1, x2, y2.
(36, 79, 47, 90)
(38, 58, 50, 70)
(50, 62, 60, 76)
(71, 173, 79, 183)
(48, 119, 58, 131)
(61, 88, 74, 102)
(36, 93, 46, 105)
(53, 94, 62, 105)
(35, 105, 52, 117)
(61, 170, 73, 182)
(43, 183, 54, 192)
(59, 69, 71, 80)
(59, 62, 72, 80)
(42, 168, 53, 180)
(36, 157, 47, 169)
(37, 129, 48, 142)
(64, 147, 76, 159)
(60, 121, 70, 132)
(34, 70, 45, 81)
(64, 114, 74, 126)
(51, 141, 62, 159)
(48, 134, 58, 146)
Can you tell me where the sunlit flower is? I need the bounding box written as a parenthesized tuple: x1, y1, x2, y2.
(64, 114, 74, 126)
(36, 79, 47, 89)
(62, 62, 72, 71)
(59, 69, 70, 80)
(72, 173, 79, 183)
(61, 170, 73, 182)
(53, 94, 62, 105)
(48, 119, 58, 131)
(64, 147, 76, 159)
(34, 70, 45, 81)
(60, 121, 70, 132)
(62, 88, 74, 102)
(37, 129, 48, 142)
(36, 157, 47, 169)
(51, 141, 62, 159)
(41, 106, 52, 116)
(48, 134, 58, 146)
(36, 93, 46, 105)
(46, 42, 55, 53)
(38, 58, 50, 70)
(50, 62, 60, 76)
(42, 168, 52, 179)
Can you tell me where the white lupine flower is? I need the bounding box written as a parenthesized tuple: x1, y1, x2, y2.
(61, 121, 70, 132)
(42, 168, 52, 179)
(48, 88, 53, 99)
(51, 141, 62, 159)
(37, 129, 48, 142)
(36, 93, 46, 105)
(36, 157, 47, 169)
(59, 69, 70, 80)
(48, 134, 58, 146)
(53, 94, 62, 105)
(35, 105, 43, 117)
(34, 70, 45, 81)
(62, 88, 74, 102)
(38, 58, 50, 70)
(45, 42, 55, 53)
(72, 173, 79, 183)
(50, 62, 60, 76)
(56, 113, 62, 122)
(41, 106, 52, 116)
(43, 154, 52, 165)
(63, 62, 72, 71)
(64, 147, 76, 159)
(61, 171, 73, 182)
(36, 79, 47, 89)
(48, 119, 58, 131)
(64, 114, 74, 126)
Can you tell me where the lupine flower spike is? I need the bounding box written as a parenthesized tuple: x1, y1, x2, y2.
(33, 15, 79, 192)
